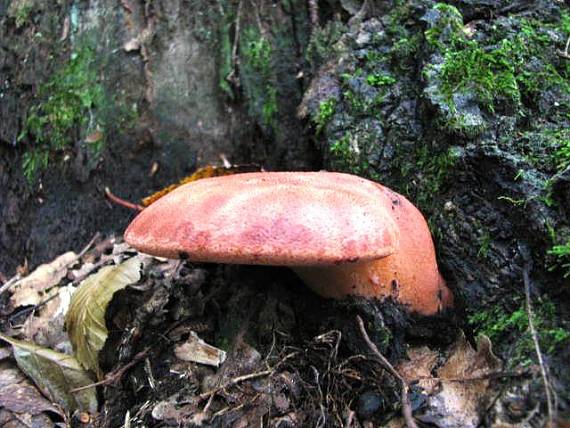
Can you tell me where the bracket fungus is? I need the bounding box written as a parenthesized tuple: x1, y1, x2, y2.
(124, 172, 453, 316)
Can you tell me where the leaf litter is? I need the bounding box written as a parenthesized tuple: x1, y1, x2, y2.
(0, 237, 539, 427)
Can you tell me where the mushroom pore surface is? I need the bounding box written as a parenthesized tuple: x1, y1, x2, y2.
(124, 171, 453, 315)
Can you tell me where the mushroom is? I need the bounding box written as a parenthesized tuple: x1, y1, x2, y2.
(124, 172, 453, 315)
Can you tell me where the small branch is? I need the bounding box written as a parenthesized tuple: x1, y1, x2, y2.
(105, 187, 144, 211)
(421, 371, 528, 383)
(198, 369, 272, 401)
(523, 264, 557, 424)
(356, 315, 418, 428)
(70, 347, 152, 392)
(0, 274, 21, 297)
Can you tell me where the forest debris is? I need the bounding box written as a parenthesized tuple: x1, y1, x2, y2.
(0, 333, 97, 414)
(397, 346, 439, 394)
(9, 252, 77, 308)
(174, 332, 227, 367)
(21, 285, 75, 352)
(523, 264, 557, 424)
(0, 360, 61, 416)
(66, 255, 150, 377)
(356, 315, 418, 428)
(0, 347, 10, 361)
(123, 38, 141, 52)
(418, 333, 502, 428)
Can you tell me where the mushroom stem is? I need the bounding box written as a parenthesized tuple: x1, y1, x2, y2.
(293, 259, 452, 316)
(294, 187, 453, 316)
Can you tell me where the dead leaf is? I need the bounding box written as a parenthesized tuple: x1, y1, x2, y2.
(0, 333, 97, 414)
(0, 360, 61, 416)
(10, 252, 77, 308)
(174, 332, 227, 367)
(417, 333, 502, 428)
(141, 164, 262, 206)
(397, 346, 439, 394)
(22, 285, 75, 353)
(66, 256, 149, 377)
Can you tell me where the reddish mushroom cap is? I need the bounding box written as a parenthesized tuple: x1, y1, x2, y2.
(124, 172, 400, 265)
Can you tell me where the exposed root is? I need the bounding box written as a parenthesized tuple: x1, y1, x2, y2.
(104, 187, 144, 211)
(356, 315, 418, 428)
(523, 264, 558, 425)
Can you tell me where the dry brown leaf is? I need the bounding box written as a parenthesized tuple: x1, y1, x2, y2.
(10, 252, 77, 308)
(397, 346, 439, 394)
(141, 164, 261, 206)
(417, 333, 502, 428)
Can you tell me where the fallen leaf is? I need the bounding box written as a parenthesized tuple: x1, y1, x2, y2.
(22, 285, 76, 353)
(174, 332, 227, 367)
(142, 164, 262, 207)
(0, 333, 97, 414)
(417, 333, 502, 428)
(397, 346, 439, 394)
(0, 360, 61, 416)
(10, 252, 77, 308)
(66, 256, 149, 377)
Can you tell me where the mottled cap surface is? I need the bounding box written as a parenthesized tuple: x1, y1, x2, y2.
(124, 172, 400, 266)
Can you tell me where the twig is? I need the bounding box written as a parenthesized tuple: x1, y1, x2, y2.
(414, 369, 530, 384)
(198, 351, 297, 401)
(104, 187, 144, 211)
(356, 315, 418, 428)
(0, 274, 21, 297)
(70, 347, 152, 392)
(198, 369, 272, 400)
(78, 232, 101, 259)
(523, 264, 557, 424)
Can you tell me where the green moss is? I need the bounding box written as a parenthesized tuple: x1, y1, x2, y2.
(553, 132, 570, 171)
(439, 39, 521, 112)
(313, 98, 337, 133)
(8, 0, 34, 28)
(477, 229, 491, 259)
(18, 40, 138, 183)
(425, 5, 570, 116)
(548, 241, 570, 278)
(240, 27, 278, 129)
(469, 300, 570, 365)
(19, 46, 105, 182)
(366, 72, 396, 87)
(401, 145, 459, 210)
(328, 133, 380, 181)
(424, 3, 464, 48)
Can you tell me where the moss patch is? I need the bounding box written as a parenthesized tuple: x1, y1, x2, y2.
(468, 299, 570, 366)
(18, 41, 137, 183)
(240, 27, 278, 130)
